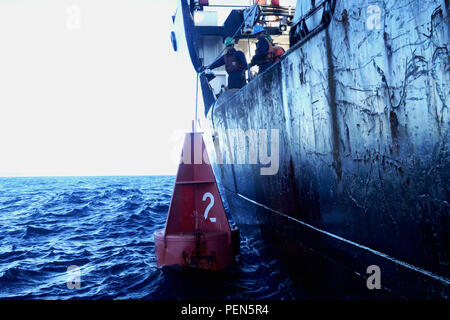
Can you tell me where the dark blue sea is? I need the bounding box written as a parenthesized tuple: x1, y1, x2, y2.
(0, 176, 303, 300)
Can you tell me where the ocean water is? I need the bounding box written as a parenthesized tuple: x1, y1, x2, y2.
(0, 176, 302, 300)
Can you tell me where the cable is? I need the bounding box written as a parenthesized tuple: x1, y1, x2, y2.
(247, 34, 253, 81)
(195, 72, 199, 132)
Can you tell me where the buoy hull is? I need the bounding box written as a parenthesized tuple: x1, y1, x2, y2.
(154, 132, 240, 271)
(154, 228, 239, 271)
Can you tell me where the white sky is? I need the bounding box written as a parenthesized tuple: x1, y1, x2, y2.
(0, 0, 198, 177)
(0, 0, 297, 177)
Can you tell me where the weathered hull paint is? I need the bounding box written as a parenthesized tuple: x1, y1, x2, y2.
(201, 0, 449, 298)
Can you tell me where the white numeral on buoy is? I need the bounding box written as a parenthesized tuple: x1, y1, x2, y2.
(202, 192, 215, 222)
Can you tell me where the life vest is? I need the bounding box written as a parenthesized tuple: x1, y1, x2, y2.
(272, 46, 285, 62)
(223, 52, 243, 73)
(266, 40, 285, 63)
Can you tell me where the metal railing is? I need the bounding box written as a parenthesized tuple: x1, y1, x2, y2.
(289, 0, 336, 47)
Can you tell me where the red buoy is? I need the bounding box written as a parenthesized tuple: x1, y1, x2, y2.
(154, 131, 239, 270)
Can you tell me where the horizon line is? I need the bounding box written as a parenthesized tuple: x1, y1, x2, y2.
(0, 173, 176, 178)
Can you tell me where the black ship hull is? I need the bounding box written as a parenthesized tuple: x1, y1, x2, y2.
(174, 0, 450, 299)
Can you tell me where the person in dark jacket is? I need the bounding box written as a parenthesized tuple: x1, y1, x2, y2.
(250, 25, 273, 73)
(206, 37, 248, 90)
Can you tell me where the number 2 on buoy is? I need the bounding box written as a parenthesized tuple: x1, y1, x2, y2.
(202, 192, 216, 222)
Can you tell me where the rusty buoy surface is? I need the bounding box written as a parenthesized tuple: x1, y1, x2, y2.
(154, 132, 239, 270)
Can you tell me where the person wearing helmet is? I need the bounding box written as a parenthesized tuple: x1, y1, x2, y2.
(265, 34, 285, 63)
(205, 37, 248, 90)
(250, 25, 273, 73)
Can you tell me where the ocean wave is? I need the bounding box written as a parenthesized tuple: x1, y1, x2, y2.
(0, 176, 301, 299)
(118, 201, 141, 212)
(0, 250, 28, 262)
(0, 266, 48, 283)
(149, 201, 169, 213)
(64, 206, 90, 217)
(23, 226, 53, 238)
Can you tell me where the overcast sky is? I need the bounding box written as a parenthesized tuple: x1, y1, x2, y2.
(0, 0, 198, 177)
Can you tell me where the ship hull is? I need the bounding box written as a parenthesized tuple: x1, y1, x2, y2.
(174, 0, 449, 298)
(199, 0, 449, 299)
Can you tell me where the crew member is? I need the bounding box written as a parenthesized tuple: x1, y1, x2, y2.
(204, 37, 248, 90)
(265, 34, 285, 63)
(250, 25, 273, 73)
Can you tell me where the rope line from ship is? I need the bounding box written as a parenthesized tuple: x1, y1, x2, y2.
(221, 185, 450, 286)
